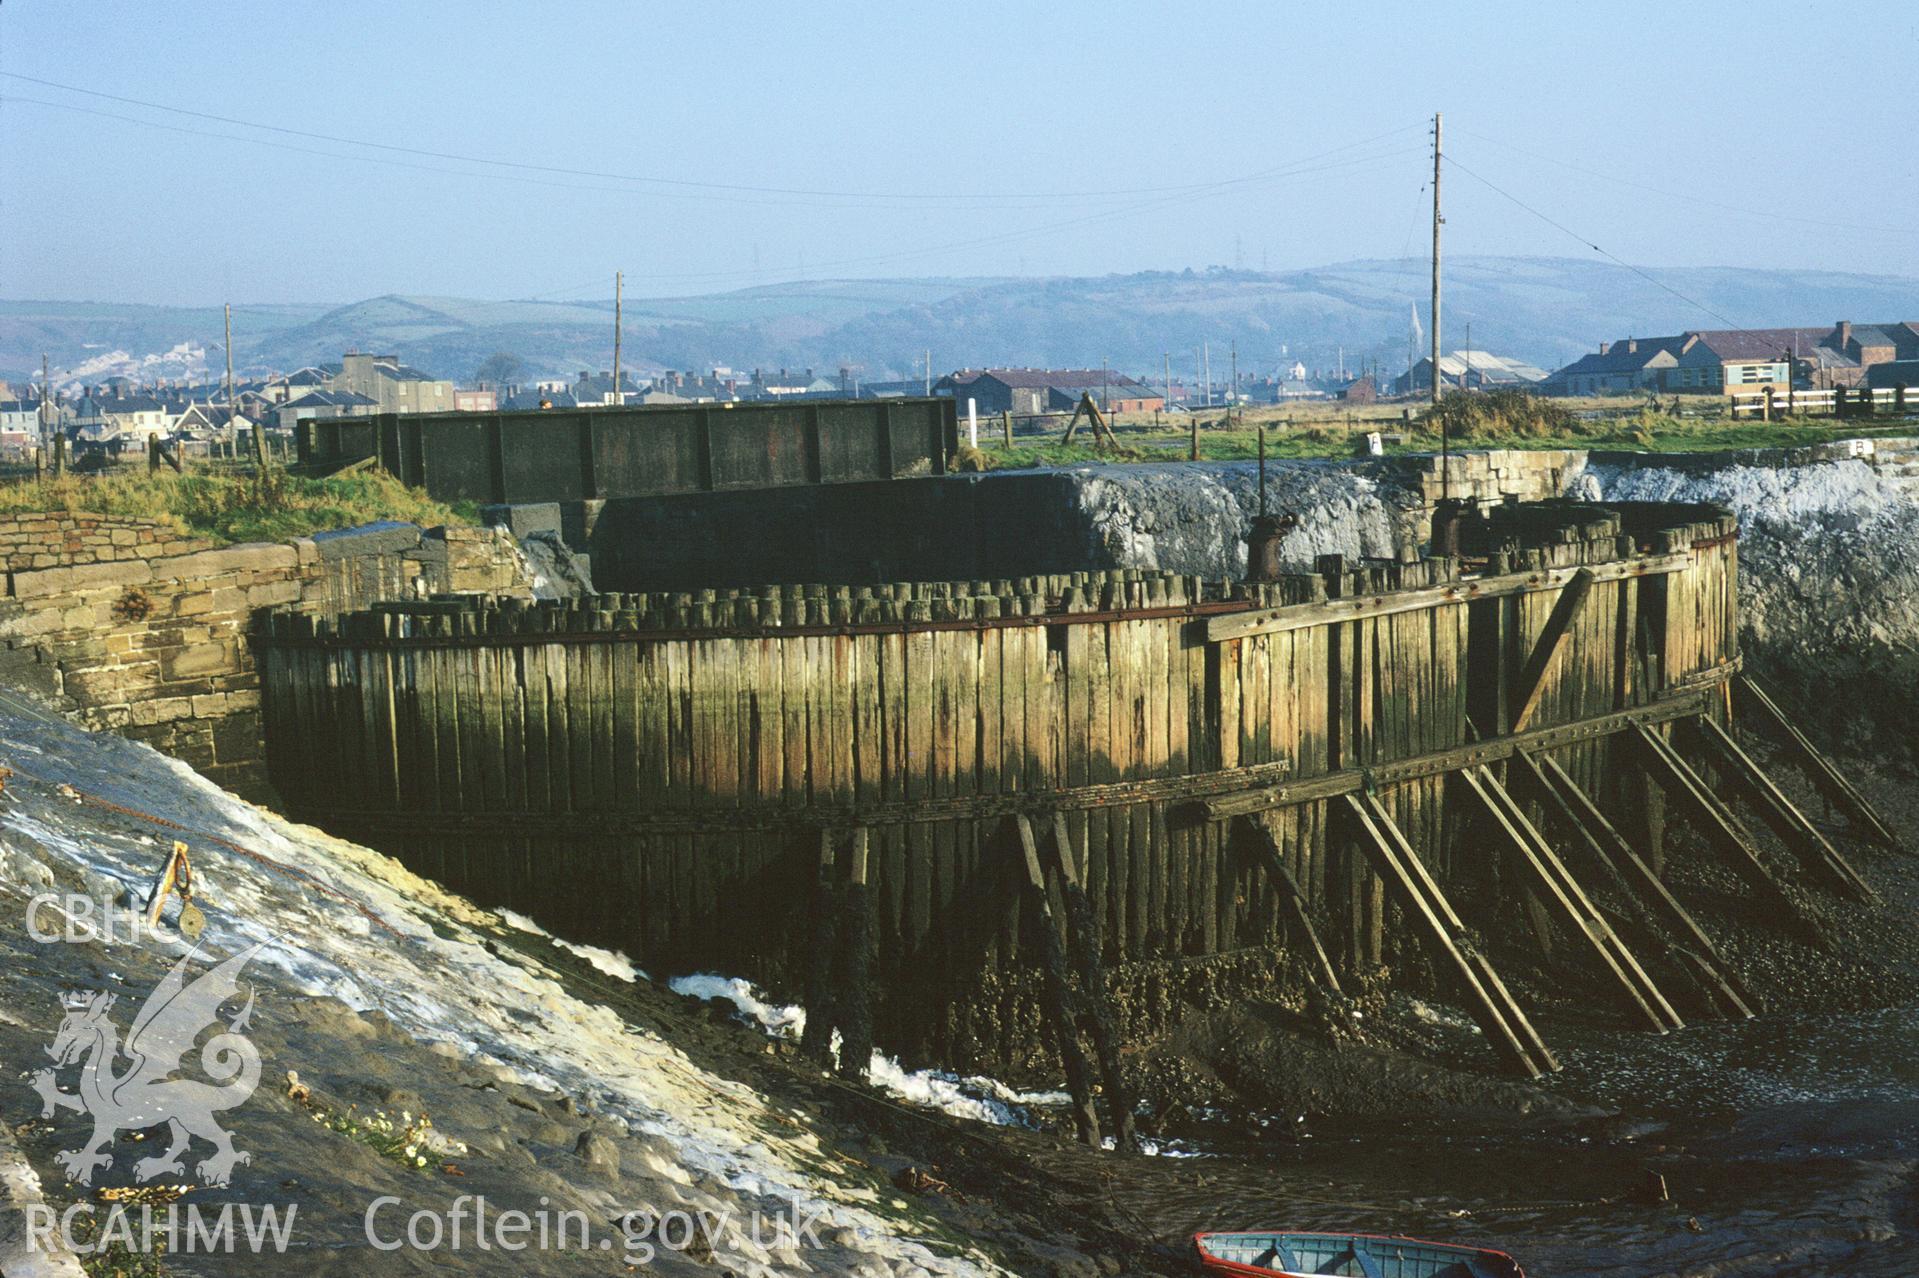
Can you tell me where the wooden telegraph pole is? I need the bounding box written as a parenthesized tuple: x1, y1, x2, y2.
(613, 270, 624, 405)
(232, 303, 265, 470)
(41, 354, 54, 477)
(1230, 342, 1239, 425)
(1430, 112, 1443, 407)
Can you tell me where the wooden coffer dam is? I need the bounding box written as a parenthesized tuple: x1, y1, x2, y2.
(255, 498, 1895, 1104)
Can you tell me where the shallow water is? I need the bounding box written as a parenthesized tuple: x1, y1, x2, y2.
(1112, 1005, 1919, 1277)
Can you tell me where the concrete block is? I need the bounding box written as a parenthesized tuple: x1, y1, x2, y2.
(561, 500, 605, 548)
(481, 503, 563, 539)
(309, 521, 424, 562)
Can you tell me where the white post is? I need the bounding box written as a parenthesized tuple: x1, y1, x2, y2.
(966, 397, 978, 448)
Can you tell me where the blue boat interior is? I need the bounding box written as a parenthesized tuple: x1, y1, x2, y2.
(1200, 1232, 1512, 1278)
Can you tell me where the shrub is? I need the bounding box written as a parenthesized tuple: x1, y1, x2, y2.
(1416, 390, 1581, 441)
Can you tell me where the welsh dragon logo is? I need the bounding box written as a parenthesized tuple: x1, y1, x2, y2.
(31, 944, 264, 1187)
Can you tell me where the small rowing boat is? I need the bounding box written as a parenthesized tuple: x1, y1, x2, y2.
(1192, 1231, 1524, 1278)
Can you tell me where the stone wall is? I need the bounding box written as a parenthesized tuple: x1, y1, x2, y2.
(1401, 448, 1587, 512)
(0, 513, 212, 572)
(0, 515, 532, 799)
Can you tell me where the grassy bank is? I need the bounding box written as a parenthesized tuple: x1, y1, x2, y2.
(961, 392, 1918, 470)
(0, 469, 476, 545)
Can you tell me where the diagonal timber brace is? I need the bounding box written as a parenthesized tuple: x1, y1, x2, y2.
(1341, 791, 1558, 1078)
(1514, 750, 1756, 1019)
(1456, 765, 1682, 1033)
(1736, 676, 1907, 855)
(1509, 567, 1596, 733)
(1243, 814, 1346, 1003)
(1686, 715, 1873, 902)
(1014, 813, 1103, 1147)
(1629, 723, 1824, 942)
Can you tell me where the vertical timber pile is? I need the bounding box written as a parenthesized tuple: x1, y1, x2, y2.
(256, 499, 1878, 1081)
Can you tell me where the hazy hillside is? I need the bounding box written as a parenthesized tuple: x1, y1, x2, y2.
(5, 257, 1915, 388)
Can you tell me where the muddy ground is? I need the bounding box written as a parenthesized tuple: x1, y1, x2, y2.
(656, 731, 1919, 1278)
(2, 711, 1915, 1278)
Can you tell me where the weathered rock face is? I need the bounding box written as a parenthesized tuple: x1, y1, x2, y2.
(1060, 462, 1415, 579)
(1593, 459, 1919, 766)
(517, 530, 596, 599)
(1047, 450, 1587, 578)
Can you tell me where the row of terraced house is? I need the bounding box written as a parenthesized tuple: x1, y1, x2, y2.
(1547, 320, 1919, 396)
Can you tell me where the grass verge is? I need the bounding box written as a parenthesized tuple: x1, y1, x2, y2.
(0, 469, 476, 545)
(972, 393, 1916, 469)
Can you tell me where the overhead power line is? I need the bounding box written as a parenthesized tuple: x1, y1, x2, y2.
(1452, 125, 1918, 238)
(0, 70, 1421, 205)
(7, 82, 1420, 285)
(0, 94, 1163, 212)
(1440, 152, 1759, 336)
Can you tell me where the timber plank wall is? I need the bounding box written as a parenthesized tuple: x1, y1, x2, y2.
(254, 500, 1739, 1070)
(298, 398, 959, 506)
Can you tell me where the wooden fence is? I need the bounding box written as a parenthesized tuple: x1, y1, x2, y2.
(256, 499, 1877, 1095)
(1729, 384, 1914, 419)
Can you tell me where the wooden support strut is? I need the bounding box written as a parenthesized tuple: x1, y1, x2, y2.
(1244, 815, 1345, 1001)
(799, 829, 841, 1067)
(1014, 814, 1101, 1147)
(1456, 766, 1681, 1033)
(1736, 676, 1907, 854)
(802, 825, 878, 1074)
(836, 828, 874, 1083)
(1515, 750, 1755, 1020)
(1509, 567, 1596, 733)
(1629, 723, 1822, 940)
(1061, 392, 1116, 448)
(1048, 813, 1138, 1153)
(1687, 715, 1874, 902)
(1341, 792, 1558, 1077)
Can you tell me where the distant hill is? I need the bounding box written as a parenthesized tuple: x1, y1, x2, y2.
(4, 257, 1915, 388)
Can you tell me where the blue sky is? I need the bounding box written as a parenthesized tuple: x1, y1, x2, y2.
(2, 0, 1915, 304)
